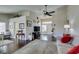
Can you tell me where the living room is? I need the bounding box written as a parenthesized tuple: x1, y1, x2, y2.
(0, 5, 79, 54)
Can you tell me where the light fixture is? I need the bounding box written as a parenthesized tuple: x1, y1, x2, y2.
(42, 21, 52, 24)
(64, 24, 70, 28)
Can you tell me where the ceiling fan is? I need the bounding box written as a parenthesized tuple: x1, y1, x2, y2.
(43, 5, 55, 16)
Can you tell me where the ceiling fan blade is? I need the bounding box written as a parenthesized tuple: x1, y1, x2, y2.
(48, 14, 52, 16)
(43, 5, 54, 16)
(46, 13, 52, 16)
(48, 11, 55, 13)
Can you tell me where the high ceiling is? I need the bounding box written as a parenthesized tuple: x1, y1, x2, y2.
(0, 5, 63, 14)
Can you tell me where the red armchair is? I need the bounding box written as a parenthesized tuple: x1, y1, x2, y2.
(67, 45, 79, 54)
(61, 34, 74, 43)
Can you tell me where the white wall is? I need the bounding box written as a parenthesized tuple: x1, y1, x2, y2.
(40, 6, 67, 36)
(9, 16, 29, 39)
(9, 11, 39, 39)
(67, 5, 79, 45)
(54, 6, 67, 36)
(67, 6, 79, 35)
(9, 6, 68, 38)
(18, 10, 41, 32)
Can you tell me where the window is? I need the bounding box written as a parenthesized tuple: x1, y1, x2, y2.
(42, 21, 52, 32)
(0, 22, 6, 34)
(42, 25, 47, 32)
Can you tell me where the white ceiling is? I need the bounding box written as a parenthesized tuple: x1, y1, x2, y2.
(0, 5, 63, 14)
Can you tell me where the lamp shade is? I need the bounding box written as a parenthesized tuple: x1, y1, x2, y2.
(64, 24, 70, 28)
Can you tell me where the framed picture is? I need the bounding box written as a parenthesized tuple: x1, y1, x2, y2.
(19, 23, 24, 29)
(27, 20, 32, 27)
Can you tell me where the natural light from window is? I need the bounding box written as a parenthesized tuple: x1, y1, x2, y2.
(42, 25, 47, 32)
(0, 22, 6, 34)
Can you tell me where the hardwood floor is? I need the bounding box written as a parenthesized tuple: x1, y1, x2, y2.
(14, 40, 58, 54)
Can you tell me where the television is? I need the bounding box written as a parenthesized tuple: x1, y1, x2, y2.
(34, 26, 40, 31)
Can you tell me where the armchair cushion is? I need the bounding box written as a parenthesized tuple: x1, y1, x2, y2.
(61, 34, 73, 43)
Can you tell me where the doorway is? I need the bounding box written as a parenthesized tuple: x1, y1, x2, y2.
(41, 20, 53, 40)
